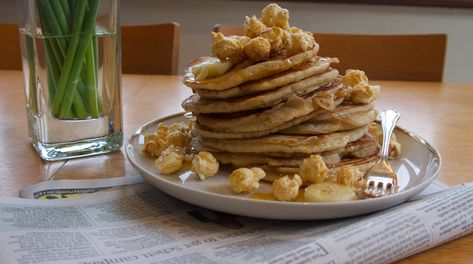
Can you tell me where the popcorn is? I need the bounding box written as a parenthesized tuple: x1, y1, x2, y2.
(143, 122, 192, 158)
(272, 174, 302, 201)
(245, 37, 271, 62)
(166, 130, 190, 149)
(285, 30, 316, 57)
(341, 69, 369, 87)
(229, 167, 266, 193)
(208, 3, 315, 66)
(192, 151, 219, 180)
(244, 15, 268, 38)
(341, 70, 380, 104)
(290, 26, 303, 33)
(211, 32, 250, 63)
(336, 165, 364, 190)
(350, 84, 380, 104)
(143, 134, 167, 157)
(155, 145, 185, 174)
(299, 155, 328, 183)
(260, 27, 291, 55)
(261, 3, 290, 31)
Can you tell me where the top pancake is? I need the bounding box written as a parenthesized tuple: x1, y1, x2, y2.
(196, 57, 338, 99)
(183, 46, 319, 91)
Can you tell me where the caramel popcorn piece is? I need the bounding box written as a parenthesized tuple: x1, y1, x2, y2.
(244, 37, 271, 62)
(260, 26, 291, 55)
(350, 84, 380, 104)
(341, 70, 380, 104)
(272, 174, 302, 201)
(341, 69, 369, 87)
(211, 32, 250, 63)
(244, 15, 268, 38)
(143, 134, 168, 157)
(229, 167, 266, 193)
(155, 145, 185, 174)
(261, 3, 290, 30)
(192, 151, 220, 180)
(156, 123, 170, 137)
(290, 26, 303, 33)
(166, 130, 190, 149)
(299, 155, 328, 183)
(285, 30, 316, 57)
(143, 122, 193, 158)
(336, 165, 364, 190)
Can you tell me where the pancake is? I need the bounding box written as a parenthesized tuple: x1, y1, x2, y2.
(211, 135, 378, 168)
(196, 80, 352, 134)
(309, 103, 374, 122)
(183, 46, 319, 90)
(182, 68, 338, 114)
(194, 107, 328, 139)
(196, 57, 338, 99)
(193, 101, 374, 139)
(199, 126, 368, 154)
(281, 105, 378, 134)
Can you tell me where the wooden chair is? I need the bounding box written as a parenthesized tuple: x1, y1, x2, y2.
(122, 23, 180, 75)
(0, 23, 181, 75)
(214, 24, 447, 82)
(0, 24, 22, 70)
(214, 24, 244, 37)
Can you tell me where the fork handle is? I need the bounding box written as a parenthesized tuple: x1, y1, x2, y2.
(380, 109, 401, 160)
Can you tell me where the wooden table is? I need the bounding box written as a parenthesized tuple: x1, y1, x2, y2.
(1, 70, 472, 263)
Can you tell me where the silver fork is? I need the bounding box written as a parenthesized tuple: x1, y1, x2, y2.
(364, 109, 401, 197)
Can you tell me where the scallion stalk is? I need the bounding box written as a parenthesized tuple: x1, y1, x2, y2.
(37, 0, 103, 119)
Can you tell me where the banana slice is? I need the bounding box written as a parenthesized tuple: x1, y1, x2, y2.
(304, 182, 356, 202)
(191, 57, 233, 81)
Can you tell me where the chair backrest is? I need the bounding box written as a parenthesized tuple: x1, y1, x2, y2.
(0, 24, 22, 70)
(213, 24, 447, 82)
(0, 23, 181, 75)
(214, 24, 245, 37)
(122, 23, 180, 75)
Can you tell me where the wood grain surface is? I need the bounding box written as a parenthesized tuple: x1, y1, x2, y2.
(0, 70, 472, 263)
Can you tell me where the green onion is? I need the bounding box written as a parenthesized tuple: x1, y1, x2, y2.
(37, 0, 103, 119)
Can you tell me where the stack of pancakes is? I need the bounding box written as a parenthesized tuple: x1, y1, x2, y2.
(181, 4, 381, 181)
(182, 52, 380, 180)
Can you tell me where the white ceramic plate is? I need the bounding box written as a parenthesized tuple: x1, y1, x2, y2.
(126, 112, 442, 220)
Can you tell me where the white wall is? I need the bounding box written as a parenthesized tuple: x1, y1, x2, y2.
(3, 0, 473, 82)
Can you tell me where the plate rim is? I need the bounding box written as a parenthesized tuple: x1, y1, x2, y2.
(125, 112, 442, 210)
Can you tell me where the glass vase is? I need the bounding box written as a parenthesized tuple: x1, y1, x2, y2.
(17, 0, 123, 161)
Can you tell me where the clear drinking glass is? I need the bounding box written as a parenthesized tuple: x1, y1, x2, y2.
(17, 0, 123, 161)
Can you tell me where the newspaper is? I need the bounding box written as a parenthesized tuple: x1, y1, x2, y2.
(19, 175, 145, 199)
(1, 180, 473, 264)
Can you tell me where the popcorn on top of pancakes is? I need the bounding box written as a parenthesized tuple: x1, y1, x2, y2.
(192, 3, 316, 81)
(212, 4, 315, 62)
